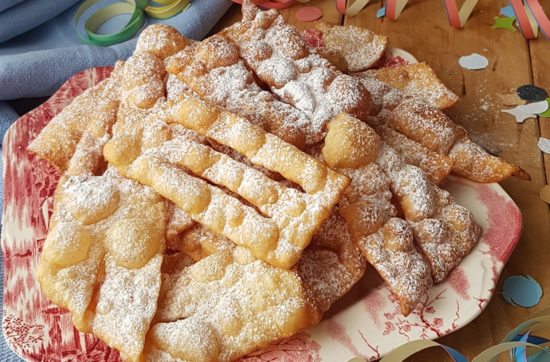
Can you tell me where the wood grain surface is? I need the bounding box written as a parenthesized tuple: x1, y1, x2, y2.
(214, 1, 549, 360)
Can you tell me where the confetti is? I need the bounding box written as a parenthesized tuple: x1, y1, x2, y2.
(539, 98, 550, 117)
(493, 16, 517, 31)
(517, 85, 548, 102)
(500, 5, 515, 18)
(296, 6, 323, 22)
(501, 101, 549, 123)
(502, 275, 543, 308)
(458, 53, 488, 70)
(538, 137, 550, 154)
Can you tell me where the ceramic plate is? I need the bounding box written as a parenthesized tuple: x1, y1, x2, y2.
(1, 66, 522, 361)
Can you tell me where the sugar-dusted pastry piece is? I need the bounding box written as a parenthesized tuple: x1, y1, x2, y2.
(358, 218, 433, 316)
(315, 22, 388, 73)
(449, 137, 530, 182)
(366, 62, 459, 109)
(167, 223, 234, 262)
(27, 61, 124, 175)
(104, 93, 350, 269)
(36, 174, 168, 361)
(298, 207, 368, 313)
(321, 114, 432, 315)
(388, 98, 465, 155)
(354, 64, 527, 183)
(322, 114, 481, 304)
(375, 140, 481, 283)
(411, 187, 482, 283)
(223, 1, 372, 139)
(147, 246, 321, 362)
(373, 124, 453, 184)
(166, 33, 309, 147)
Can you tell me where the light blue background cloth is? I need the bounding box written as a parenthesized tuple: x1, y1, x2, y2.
(0, 0, 233, 360)
(0, 0, 26, 14)
(0, 0, 80, 43)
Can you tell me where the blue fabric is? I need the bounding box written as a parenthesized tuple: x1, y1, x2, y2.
(0, 0, 26, 14)
(0, 0, 233, 360)
(0, 0, 233, 100)
(0, 0, 80, 43)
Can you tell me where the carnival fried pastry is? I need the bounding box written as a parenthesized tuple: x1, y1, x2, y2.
(166, 34, 309, 147)
(314, 22, 388, 73)
(36, 174, 167, 362)
(449, 137, 530, 182)
(146, 246, 321, 362)
(223, 1, 372, 139)
(352, 62, 526, 183)
(104, 93, 350, 269)
(366, 62, 459, 109)
(27, 61, 124, 175)
(359, 218, 433, 315)
(373, 124, 453, 184)
(322, 114, 480, 308)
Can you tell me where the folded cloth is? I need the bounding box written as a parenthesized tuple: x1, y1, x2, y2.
(0, 0, 80, 43)
(0, 0, 232, 100)
(0, 0, 26, 14)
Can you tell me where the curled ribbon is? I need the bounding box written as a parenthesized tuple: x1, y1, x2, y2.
(510, 0, 550, 40)
(74, 0, 189, 46)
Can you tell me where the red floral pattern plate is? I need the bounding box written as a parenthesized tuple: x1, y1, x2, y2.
(1, 67, 522, 361)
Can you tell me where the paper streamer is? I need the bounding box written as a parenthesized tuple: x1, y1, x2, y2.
(510, 0, 550, 40)
(74, 0, 190, 46)
(144, 0, 190, 19)
(74, 0, 148, 46)
(335, 0, 371, 16)
(443, 0, 479, 28)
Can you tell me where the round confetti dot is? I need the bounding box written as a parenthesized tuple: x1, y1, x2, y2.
(517, 85, 548, 102)
(296, 6, 323, 22)
(502, 275, 543, 308)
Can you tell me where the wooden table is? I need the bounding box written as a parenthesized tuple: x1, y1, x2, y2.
(213, 1, 550, 360)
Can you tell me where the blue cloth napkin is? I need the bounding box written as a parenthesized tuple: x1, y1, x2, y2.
(0, 0, 26, 14)
(0, 0, 80, 43)
(0, 0, 233, 360)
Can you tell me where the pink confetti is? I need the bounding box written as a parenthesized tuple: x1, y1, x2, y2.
(296, 6, 323, 22)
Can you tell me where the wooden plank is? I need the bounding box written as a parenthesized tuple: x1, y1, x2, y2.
(530, 3, 550, 184)
(344, 1, 550, 360)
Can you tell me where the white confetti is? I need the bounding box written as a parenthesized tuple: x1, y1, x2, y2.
(538, 137, 550, 154)
(458, 53, 489, 70)
(502, 101, 549, 123)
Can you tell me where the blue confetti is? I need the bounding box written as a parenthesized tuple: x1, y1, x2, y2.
(377, 7, 386, 18)
(501, 5, 515, 18)
(502, 275, 543, 308)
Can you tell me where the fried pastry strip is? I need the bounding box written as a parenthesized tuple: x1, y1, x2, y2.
(166, 33, 309, 147)
(27, 62, 124, 175)
(223, 1, 372, 140)
(104, 93, 350, 269)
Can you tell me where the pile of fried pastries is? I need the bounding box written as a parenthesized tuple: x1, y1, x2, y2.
(29, 1, 528, 361)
